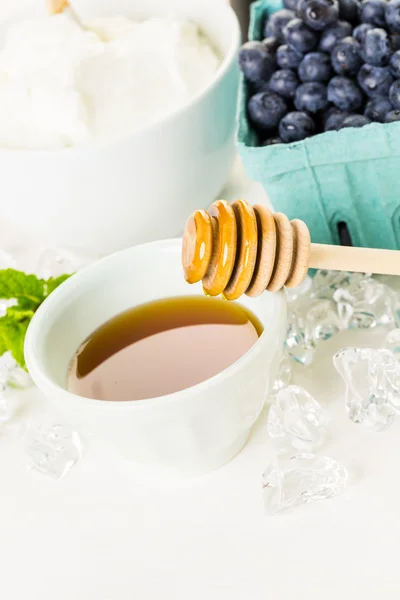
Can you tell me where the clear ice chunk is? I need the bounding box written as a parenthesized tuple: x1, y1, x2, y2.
(383, 329, 400, 359)
(0, 386, 14, 427)
(0, 352, 14, 386)
(0, 352, 32, 389)
(309, 271, 398, 331)
(36, 247, 100, 279)
(269, 351, 292, 398)
(267, 385, 328, 452)
(312, 270, 369, 301)
(334, 347, 400, 431)
(332, 288, 355, 329)
(286, 275, 313, 306)
(333, 278, 398, 329)
(306, 299, 342, 342)
(285, 310, 315, 366)
(24, 423, 83, 479)
(354, 279, 398, 328)
(0, 372, 23, 430)
(283, 272, 400, 371)
(262, 453, 348, 515)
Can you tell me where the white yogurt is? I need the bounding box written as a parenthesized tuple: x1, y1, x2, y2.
(0, 13, 220, 149)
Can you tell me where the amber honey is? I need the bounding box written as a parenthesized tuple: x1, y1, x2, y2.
(67, 295, 263, 401)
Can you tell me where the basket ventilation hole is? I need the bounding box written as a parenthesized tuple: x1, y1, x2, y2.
(337, 222, 353, 247)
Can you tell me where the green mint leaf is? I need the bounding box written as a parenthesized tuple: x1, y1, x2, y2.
(0, 334, 7, 357)
(45, 274, 72, 297)
(5, 306, 35, 321)
(0, 316, 30, 368)
(0, 269, 45, 311)
(0, 269, 73, 368)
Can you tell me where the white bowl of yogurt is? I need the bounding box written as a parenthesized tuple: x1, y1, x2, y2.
(0, 0, 240, 254)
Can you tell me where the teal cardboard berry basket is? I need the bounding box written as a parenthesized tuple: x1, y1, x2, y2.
(237, 0, 400, 250)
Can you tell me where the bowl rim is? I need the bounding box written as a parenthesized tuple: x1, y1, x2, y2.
(24, 238, 286, 411)
(0, 1, 241, 156)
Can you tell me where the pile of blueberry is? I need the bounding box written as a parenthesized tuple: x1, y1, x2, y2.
(239, 0, 400, 144)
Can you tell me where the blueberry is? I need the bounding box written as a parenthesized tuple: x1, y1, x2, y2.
(364, 97, 394, 121)
(262, 37, 280, 52)
(342, 114, 371, 127)
(389, 50, 400, 76)
(328, 75, 364, 110)
(279, 111, 316, 141)
(338, 0, 361, 23)
(385, 0, 400, 33)
(262, 136, 283, 145)
(294, 82, 329, 111)
(389, 80, 400, 109)
(268, 69, 300, 98)
(353, 23, 374, 43)
(238, 41, 276, 83)
(324, 108, 350, 129)
(361, 28, 392, 66)
(284, 0, 299, 9)
(248, 92, 288, 130)
(391, 34, 400, 50)
(385, 109, 400, 121)
(357, 64, 393, 96)
(264, 9, 296, 42)
(331, 37, 363, 75)
(283, 18, 319, 52)
(319, 20, 352, 51)
(323, 105, 343, 123)
(360, 0, 387, 27)
(298, 51, 332, 80)
(251, 80, 271, 93)
(297, 0, 340, 30)
(277, 44, 304, 68)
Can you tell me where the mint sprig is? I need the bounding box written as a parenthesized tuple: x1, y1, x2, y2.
(0, 269, 72, 368)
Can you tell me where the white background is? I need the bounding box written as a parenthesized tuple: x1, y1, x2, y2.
(1, 159, 400, 599)
(1, 1, 400, 598)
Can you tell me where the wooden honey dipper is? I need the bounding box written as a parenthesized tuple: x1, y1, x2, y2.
(182, 199, 400, 301)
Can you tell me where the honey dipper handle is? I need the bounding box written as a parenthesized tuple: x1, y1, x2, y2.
(309, 243, 400, 277)
(47, 0, 70, 14)
(47, 0, 88, 32)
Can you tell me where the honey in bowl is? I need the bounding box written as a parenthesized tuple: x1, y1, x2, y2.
(67, 295, 263, 401)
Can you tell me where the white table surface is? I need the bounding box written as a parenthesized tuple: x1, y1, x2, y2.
(1, 156, 400, 600)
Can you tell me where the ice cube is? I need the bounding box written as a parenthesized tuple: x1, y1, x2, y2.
(334, 347, 400, 431)
(285, 310, 315, 366)
(306, 299, 342, 342)
(0, 385, 14, 427)
(0, 379, 23, 431)
(332, 288, 355, 329)
(353, 279, 398, 328)
(267, 385, 328, 452)
(312, 270, 369, 301)
(383, 329, 400, 359)
(36, 247, 100, 279)
(24, 423, 83, 479)
(286, 275, 313, 306)
(333, 278, 398, 329)
(269, 350, 292, 398)
(0, 352, 32, 389)
(262, 453, 348, 515)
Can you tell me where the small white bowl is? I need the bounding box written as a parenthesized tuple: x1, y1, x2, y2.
(25, 239, 287, 476)
(0, 0, 240, 254)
